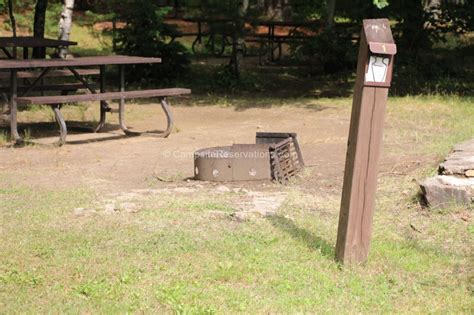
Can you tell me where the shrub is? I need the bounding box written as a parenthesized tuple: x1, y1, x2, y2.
(292, 29, 357, 74)
(110, 0, 190, 84)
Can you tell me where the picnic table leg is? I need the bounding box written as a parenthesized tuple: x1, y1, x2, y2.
(118, 65, 134, 135)
(118, 66, 174, 138)
(9, 69, 21, 144)
(191, 22, 203, 54)
(52, 105, 67, 146)
(95, 65, 107, 132)
(1, 47, 13, 59)
(270, 26, 275, 62)
(159, 97, 174, 138)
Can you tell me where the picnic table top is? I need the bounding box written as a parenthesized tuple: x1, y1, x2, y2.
(250, 19, 321, 27)
(0, 36, 77, 48)
(0, 55, 162, 69)
(183, 17, 320, 27)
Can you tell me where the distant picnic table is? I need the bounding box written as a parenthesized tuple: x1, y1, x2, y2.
(0, 36, 77, 59)
(0, 55, 190, 145)
(180, 17, 319, 61)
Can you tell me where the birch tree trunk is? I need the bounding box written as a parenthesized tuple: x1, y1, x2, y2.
(58, 0, 74, 58)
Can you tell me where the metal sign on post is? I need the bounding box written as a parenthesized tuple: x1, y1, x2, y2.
(335, 19, 397, 265)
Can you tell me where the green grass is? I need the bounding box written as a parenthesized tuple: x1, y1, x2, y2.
(1, 94, 473, 313)
(0, 174, 472, 313)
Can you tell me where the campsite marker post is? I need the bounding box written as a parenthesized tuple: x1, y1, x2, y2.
(335, 19, 397, 265)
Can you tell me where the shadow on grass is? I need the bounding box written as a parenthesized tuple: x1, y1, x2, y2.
(267, 215, 334, 259)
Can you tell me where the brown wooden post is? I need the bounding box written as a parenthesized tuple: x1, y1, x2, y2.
(335, 19, 397, 265)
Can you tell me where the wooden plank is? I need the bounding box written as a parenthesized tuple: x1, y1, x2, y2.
(16, 88, 191, 105)
(0, 55, 162, 69)
(0, 69, 100, 79)
(0, 83, 97, 92)
(0, 36, 77, 48)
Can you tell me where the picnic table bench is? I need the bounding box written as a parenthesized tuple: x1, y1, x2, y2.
(1, 55, 191, 145)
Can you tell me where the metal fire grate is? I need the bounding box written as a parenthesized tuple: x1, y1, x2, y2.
(194, 132, 304, 183)
(256, 132, 304, 183)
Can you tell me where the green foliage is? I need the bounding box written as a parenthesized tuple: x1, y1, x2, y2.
(373, 0, 389, 9)
(292, 29, 356, 74)
(107, 0, 190, 83)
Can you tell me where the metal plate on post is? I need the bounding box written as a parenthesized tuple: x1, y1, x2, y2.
(363, 19, 397, 88)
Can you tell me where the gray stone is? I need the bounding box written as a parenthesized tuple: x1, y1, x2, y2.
(73, 207, 85, 217)
(104, 203, 117, 214)
(439, 139, 474, 176)
(420, 176, 473, 208)
(207, 210, 230, 219)
(231, 211, 255, 222)
(119, 202, 139, 213)
(215, 185, 231, 193)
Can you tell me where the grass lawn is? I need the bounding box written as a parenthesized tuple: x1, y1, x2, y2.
(0, 12, 473, 313)
(1, 95, 472, 313)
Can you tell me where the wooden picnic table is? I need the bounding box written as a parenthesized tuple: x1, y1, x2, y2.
(0, 36, 77, 59)
(1, 55, 191, 145)
(248, 19, 320, 61)
(180, 17, 319, 60)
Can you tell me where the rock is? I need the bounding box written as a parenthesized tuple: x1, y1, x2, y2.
(231, 211, 255, 222)
(420, 176, 473, 209)
(216, 185, 231, 193)
(249, 209, 277, 217)
(251, 193, 286, 212)
(119, 202, 139, 213)
(207, 210, 229, 219)
(173, 187, 196, 193)
(73, 207, 85, 217)
(466, 170, 474, 177)
(104, 203, 117, 214)
(439, 139, 474, 176)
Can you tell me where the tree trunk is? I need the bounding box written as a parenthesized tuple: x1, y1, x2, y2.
(265, 0, 284, 20)
(33, 0, 49, 58)
(326, 0, 336, 30)
(7, 0, 17, 37)
(3, 1, 15, 114)
(230, 0, 249, 78)
(57, 0, 75, 58)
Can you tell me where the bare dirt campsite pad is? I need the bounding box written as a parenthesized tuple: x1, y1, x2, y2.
(0, 95, 473, 313)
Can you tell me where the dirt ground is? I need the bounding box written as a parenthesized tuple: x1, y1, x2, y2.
(0, 102, 352, 193)
(0, 99, 429, 197)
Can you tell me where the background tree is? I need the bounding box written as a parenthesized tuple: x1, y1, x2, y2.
(229, 0, 249, 78)
(57, 0, 74, 58)
(33, 0, 48, 58)
(6, 0, 17, 37)
(109, 0, 190, 83)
